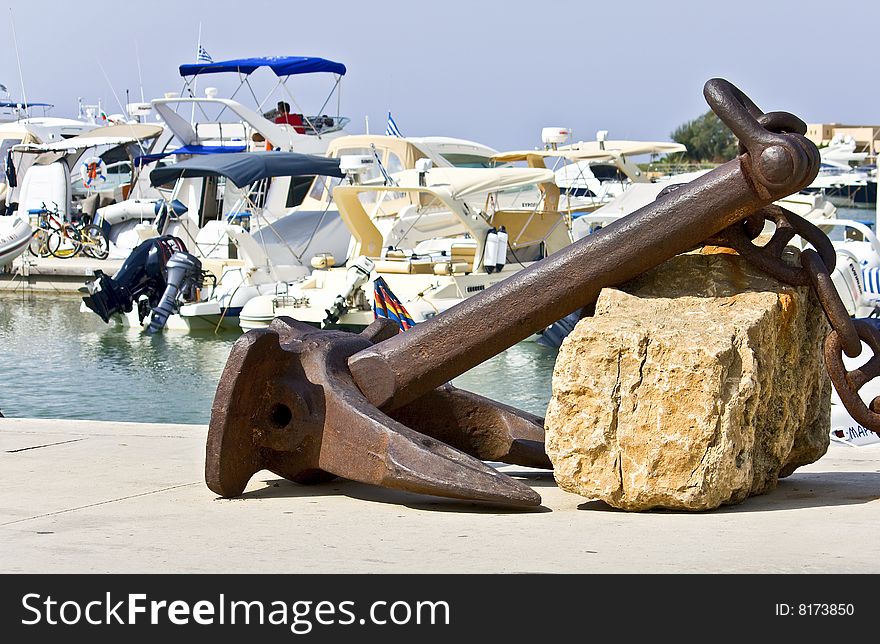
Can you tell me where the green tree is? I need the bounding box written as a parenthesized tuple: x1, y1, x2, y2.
(671, 111, 738, 163)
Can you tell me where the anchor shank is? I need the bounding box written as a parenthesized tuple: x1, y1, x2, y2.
(349, 159, 802, 410)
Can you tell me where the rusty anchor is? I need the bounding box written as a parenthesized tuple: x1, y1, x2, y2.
(206, 78, 820, 507)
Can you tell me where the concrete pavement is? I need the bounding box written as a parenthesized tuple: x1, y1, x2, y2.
(2, 417, 879, 573)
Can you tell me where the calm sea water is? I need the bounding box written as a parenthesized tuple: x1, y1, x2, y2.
(0, 293, 558, 424)
(1, 205, 872, 424)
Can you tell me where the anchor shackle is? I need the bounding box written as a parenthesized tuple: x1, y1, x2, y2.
(703, 78, 820, 198)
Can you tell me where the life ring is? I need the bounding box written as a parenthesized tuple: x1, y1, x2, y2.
(81, 157, 107, 189)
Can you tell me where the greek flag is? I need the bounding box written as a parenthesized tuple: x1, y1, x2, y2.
(197, 45, 213, 64)
(385, 111, 402, 137)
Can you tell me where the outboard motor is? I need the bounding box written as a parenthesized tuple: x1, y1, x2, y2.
(145, 252, 203, 334)
(81, 235, 202, 332)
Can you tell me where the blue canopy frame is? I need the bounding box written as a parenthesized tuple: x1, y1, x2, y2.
(134, 144, 248, 167)
(179, 56, 346, 78)
(0, 100, 53, 108)
(175, 55, 347, 137)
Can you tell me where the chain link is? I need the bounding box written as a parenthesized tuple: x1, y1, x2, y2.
(710, 206, 880, 434)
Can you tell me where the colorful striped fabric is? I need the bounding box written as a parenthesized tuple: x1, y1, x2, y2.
(373, 276, 415, 331)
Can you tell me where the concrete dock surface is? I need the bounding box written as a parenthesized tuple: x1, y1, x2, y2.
(2, 417, 879, 574)
(1, 255, 123, 294)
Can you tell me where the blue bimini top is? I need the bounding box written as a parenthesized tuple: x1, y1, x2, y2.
(179, 56, 346, 78)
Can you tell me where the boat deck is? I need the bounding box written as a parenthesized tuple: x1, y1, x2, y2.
(2, 417, 879, 573)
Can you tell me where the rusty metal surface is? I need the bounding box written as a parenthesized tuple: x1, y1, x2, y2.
(825, 320, 880, 430)
(207, 78, 823, 507)
(207, 317, 541, 505)
(388, 384, 551, 469)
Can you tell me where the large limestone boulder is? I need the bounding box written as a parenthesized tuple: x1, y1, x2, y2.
(545, 248, 831, 511)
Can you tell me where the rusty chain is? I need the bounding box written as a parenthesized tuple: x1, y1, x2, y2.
(711, 205, 880, 435)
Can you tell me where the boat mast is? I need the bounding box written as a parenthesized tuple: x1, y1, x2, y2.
(9, 8, 30, 118)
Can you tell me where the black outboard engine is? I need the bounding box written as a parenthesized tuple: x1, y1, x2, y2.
(81, 235, 203, 332)
(145, 252, 203, 334)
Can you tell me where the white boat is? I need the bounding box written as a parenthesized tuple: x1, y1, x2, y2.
(81, 151, 349, 333)
(802, 135, 876, 208)
(10, 122, 165, 226)
(1, 110, 101, 212)
(151, 55, 350, 157)
(90, 55, 352, 258)
(0, 211, 31, 266)
(299, 132, 543, 223)
(237, 160, 563, 332)
(570, 172, 840, 241)
(491, 128, 687, 217)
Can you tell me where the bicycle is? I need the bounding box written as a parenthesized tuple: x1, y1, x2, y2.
(27, 202, 108, 260)
(27, 202, 79, 259)
(69, 210, 109, 260)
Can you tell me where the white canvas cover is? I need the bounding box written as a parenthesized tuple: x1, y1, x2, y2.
(392, 167, 554, 199)
(558, 140, 686, 157)
(15, 123, 163, 152)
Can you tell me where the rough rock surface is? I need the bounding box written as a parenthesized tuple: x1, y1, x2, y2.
(545, 248, 831, 511)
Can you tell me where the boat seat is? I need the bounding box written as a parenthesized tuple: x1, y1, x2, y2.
(373, 255, 435, 274)
(373, 257, 414, 274)
(200, 258, 245, 282)
(450, 243, 476, 260)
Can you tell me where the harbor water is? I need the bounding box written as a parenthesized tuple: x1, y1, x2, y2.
(0, 293, 559, 424)
(1, 207, 872, 424)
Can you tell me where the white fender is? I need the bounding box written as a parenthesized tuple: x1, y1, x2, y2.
(495, 226, 508, 270)
(484, 229, 499, 273)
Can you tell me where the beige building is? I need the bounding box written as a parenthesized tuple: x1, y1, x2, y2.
(806, 123, 880, 154)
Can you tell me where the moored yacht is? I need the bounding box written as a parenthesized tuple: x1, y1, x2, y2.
(80, 150, 347, 332)
(237, 157, 565, 332)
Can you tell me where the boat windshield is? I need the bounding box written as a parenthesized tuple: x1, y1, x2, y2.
(440, 153, 493, 168)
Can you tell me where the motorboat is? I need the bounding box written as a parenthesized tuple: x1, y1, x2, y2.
(0, 210, 31, 267)
(151, 55, 350, 157)
(9, 122, 165, 229)
(80, 151, 347, 332)
(0, 109, 101, 212)
(301, 132, 539, 214)
(802, 135, 877, 208)
(491, 128, 687, 218)
(570, 172, 840, 241)
(237, 158, 564, 332)
(87, 55, 351, 258)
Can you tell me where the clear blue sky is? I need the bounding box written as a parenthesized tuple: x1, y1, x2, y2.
(4, 0, 878, 151)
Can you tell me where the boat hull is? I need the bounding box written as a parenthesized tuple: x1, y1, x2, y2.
(0, 214, 32, 267)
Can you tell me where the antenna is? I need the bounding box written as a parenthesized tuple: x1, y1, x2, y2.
(9, 9, 29, 115)
(135, 40, 146, 103)
(191, 22, 202, 126)
(96, 58, 128, 117)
